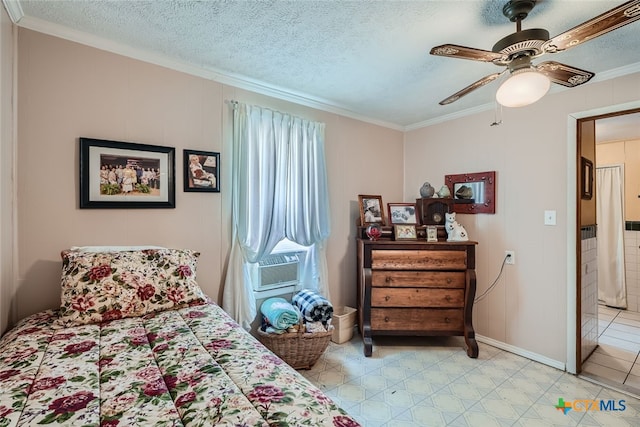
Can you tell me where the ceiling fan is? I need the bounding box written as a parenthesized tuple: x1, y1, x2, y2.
(430, 0, 640, 107)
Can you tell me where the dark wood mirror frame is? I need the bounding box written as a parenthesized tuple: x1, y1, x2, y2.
(444, 171, 496, 214)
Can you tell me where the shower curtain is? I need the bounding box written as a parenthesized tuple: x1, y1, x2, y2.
(596, 165, 627, 308)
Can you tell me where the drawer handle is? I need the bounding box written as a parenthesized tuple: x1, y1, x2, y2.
(444, 317, 451, 323)
(384, 316, 390, 322)
(385, 276, 393, 283)
(444, 295, 452, 302)
(385, 295, 391, 301)
(446, 278, 452, 284)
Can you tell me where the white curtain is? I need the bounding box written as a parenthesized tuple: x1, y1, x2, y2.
(596, 165, 627, 308)
(223, 103, 331, 328)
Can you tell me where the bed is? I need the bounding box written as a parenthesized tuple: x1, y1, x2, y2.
(0, 248, 360, 426)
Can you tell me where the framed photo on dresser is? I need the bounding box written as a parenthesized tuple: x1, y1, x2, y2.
(394, 224, 417, 240)
(358, 195, 385, 225)
(388, 203, 418, 224)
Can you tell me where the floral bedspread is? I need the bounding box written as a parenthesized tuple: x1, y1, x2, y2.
(0, 303, 360, 426)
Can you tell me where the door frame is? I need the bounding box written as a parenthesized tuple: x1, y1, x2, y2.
(566, 101, 640, 374)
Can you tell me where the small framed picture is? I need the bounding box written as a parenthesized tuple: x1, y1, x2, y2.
(359, 195, 385, 225)
(184, 150, 220, 192)
(581, 156, 593, 200)
(426, 226, 438, 242)
(388, 203, 418, 224)
(394, 224, 417, 240)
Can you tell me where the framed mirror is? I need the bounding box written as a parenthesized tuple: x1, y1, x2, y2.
(444, 171, 496, 214)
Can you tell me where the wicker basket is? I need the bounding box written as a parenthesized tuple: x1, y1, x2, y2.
(257, 325, 333, 370)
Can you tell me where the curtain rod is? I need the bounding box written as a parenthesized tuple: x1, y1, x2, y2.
(595, 164, 623, 169)
(224, 100, 325, 126)
(225, 99, 239, 109)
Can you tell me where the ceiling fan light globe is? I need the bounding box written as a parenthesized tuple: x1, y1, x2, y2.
(495, 69, 551, 107)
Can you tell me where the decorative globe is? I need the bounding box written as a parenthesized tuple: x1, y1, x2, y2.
(366, 224, 382, 241)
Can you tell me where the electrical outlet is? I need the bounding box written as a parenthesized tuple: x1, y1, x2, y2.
(505, 250, 515, 265)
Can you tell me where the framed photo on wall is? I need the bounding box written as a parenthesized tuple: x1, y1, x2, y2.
(184, 149, 220, 192)
(388, 202, 418, 224)
(358, 194, 385, 225)
(79, 137, 175, 209)
(581, 157, 593, 200)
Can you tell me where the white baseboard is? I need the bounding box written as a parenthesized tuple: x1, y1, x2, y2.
(477, 335, 566, 371)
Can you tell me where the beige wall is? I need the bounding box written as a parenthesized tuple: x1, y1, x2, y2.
(405, 72, 640, 364)
(597, 138, 640, 221)
(0, 6, 16, 336)
(9, 24, 640, 369)
(12, 29, 404, 326)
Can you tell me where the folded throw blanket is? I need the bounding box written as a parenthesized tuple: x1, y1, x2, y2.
(260, 297, 301, 331)
(292, 289, 333, 325)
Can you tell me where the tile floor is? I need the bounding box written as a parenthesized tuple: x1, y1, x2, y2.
(302, 331, 640, 426)
(581, 305, 640, 396)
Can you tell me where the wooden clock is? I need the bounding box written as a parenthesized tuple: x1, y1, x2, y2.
(416, 198, 454, 226)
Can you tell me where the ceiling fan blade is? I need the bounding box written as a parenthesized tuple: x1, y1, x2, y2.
(430, 44, 506, 63)
(536, 61, 594, 87)
(438, 71, 505, 105)
(543, 0, 640, 53)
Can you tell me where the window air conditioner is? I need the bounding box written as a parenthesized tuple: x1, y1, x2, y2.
(252, 252, 301, 292)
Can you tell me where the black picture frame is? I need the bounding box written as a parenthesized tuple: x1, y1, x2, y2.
(79, 137, 175, 209)
(581, 157, 593, 200)
(183, 149, 220, 192)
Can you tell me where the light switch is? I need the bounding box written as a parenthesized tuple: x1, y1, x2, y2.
(544, 210, 557, 226)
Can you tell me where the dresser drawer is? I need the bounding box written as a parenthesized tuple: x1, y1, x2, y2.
(371, 308, 464, 331)
(371, 288, 464, 307)
(371, 249, 467, 270)
(371, 270, 465, 288)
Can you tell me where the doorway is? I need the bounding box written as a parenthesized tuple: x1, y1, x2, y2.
(576, 109, 640, 395)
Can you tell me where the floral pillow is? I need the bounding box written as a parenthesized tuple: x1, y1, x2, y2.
(58, 249, 207, 326)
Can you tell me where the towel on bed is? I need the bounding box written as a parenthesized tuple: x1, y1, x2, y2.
(260, 297, 301, 331)
(292, 289, 333, 324)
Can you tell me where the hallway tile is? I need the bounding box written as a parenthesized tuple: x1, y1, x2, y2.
(584, 351, 634, 373)
(582, 360, 629, 383)
(625, 373, 640, 389)
(593, 343, 638, 363)
(598, 335, 640, 354)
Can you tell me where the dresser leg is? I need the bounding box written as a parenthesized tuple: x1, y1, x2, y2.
(465, 334, 479, 358)
(363, 326, 373, 357)
(364, 337, 372, 357)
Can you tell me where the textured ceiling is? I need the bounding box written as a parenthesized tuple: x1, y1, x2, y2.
(7, 0, 640, 129)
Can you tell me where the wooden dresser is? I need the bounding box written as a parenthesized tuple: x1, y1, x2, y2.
(357, 238, 478, 358)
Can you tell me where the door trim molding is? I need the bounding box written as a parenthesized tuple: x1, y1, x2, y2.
(566, 100, 640, 374)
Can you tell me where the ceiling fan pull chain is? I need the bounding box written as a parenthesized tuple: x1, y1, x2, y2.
(490, 102, 503, 127)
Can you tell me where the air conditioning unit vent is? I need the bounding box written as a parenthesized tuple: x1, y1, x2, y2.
(252, 252, 301, 292)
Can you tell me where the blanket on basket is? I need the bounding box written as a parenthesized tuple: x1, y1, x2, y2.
(260, 297, 300, 331)
(292, 289, 333, 325)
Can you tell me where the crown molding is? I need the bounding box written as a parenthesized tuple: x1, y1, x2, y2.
(16, 15, 404, 132)
(2, 0, 24, 23)
(592, 61, 640, 82)
(10, 7, 640, 133)
(404, 102, 494, 131)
